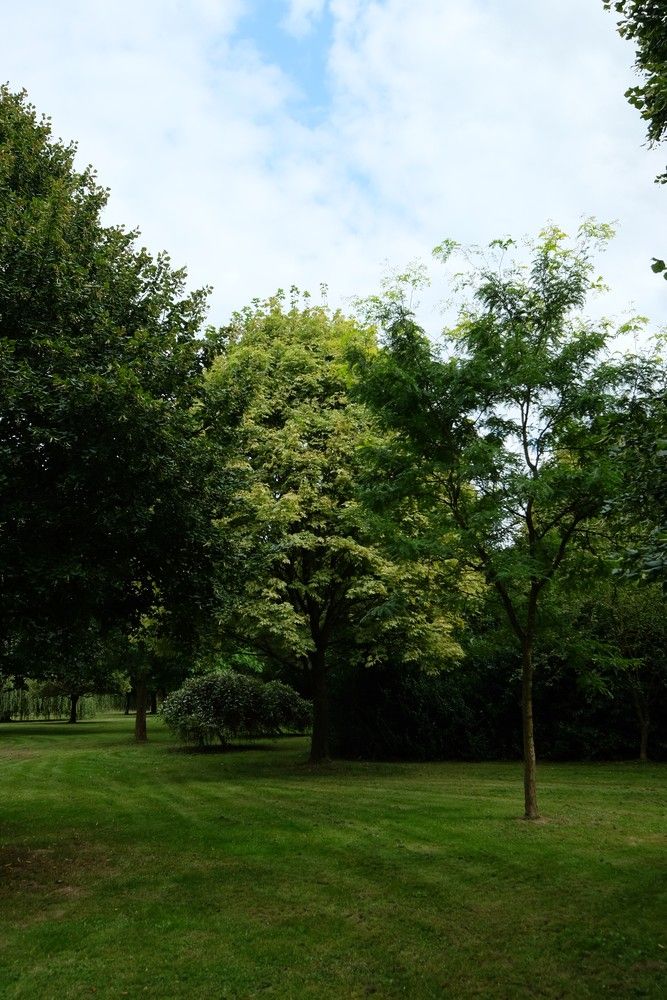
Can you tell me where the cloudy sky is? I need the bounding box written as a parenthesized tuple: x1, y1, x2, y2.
(2, 0, 665, 332)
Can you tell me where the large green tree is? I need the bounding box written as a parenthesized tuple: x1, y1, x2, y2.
(205, 296, 463, 762)
(354, 224, 659, 818)
(0, 87, 214, 696)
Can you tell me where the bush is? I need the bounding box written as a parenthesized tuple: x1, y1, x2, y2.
(161, 672, 311, 747)
(261, 680, 312, 734)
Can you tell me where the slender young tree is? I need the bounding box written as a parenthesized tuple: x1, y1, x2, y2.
(355, 224, 658, 817)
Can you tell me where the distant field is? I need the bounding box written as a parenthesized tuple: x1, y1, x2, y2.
(1, 716, 665, 999)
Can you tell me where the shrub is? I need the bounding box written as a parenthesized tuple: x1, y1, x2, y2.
(161, 672, 311, 747)
(261, 680, 313, 734)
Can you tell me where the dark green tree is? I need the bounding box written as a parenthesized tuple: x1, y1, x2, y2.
(0, 87, 214, 708)
(575, 578, 666, 761)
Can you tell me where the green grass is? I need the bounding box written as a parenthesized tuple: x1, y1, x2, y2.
(1, 717, 665, 999)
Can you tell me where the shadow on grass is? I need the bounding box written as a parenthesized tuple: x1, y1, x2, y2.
(162, 739, 416, 783)
(0, 721, 108, 738)
(170, 741, 281, 755)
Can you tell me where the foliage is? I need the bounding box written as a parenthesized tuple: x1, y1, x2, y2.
(604, 1, 667, 184)
(259, 678, 312, 734)
(330, 659, 502, 761)
(607, 358, 667, 587)
(0, 86, 215, 676)
(571, 578, 667, 758)
(161, 672, 311, 747)
(330, 577, 667, 763)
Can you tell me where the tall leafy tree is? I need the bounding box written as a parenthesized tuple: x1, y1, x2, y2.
(354, 224, 658, 818)
(0, 87, 214, 702)
(205, 297, 463, 762)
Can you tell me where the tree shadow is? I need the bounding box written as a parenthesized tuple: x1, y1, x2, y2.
(169, 741, 280, 755)
(0, 720, 104, 736)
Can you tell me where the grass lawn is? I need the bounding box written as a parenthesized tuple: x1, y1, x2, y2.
(0, 716, 665, 999)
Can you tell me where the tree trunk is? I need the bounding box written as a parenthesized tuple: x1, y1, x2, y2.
(309, 647, 329, 764)
(149, 691, 157, 715)
(640, 720, 649, 762)
(134, 679, 148, 743)
(631, 686, 650, 762)
(67, 692, 79, 724)
(521, 638, 540, 820)
(124, 692, 131, 716)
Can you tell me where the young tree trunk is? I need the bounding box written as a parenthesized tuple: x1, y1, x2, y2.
(309, 647, 329, 764)
(134, 678, 148, 743)
(149, 691, 157, 714)
(521, 638, 540, 820)
(632, 686, 650, 762)
(640, 720, 649, 762)
(124, 692, 131, 716)
(67, 692, 79, 724)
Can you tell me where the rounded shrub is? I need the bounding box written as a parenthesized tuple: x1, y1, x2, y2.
(161, 672, 311, 747)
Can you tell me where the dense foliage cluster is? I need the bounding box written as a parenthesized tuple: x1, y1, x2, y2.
(161, 673, 311, 747)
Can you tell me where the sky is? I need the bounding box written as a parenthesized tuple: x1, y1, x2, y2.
(2, 0, 665, 334)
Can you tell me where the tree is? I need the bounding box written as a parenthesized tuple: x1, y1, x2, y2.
(354, 224, 657, 818)
(0, 87, 215, 706)
(205, 296, 463, 763)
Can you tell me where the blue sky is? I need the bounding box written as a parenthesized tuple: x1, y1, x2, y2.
(1, 0, 664, 335)
(239, 2, 334, 123)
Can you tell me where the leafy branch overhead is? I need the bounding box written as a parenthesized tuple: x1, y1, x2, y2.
(604, 1, 667, 183)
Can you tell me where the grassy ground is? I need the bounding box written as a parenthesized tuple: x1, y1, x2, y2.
(0, 717, 665, 999)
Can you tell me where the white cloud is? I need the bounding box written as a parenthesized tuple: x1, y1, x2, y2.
(0, 0, 664, 336)
(282, 0, 328, 37)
